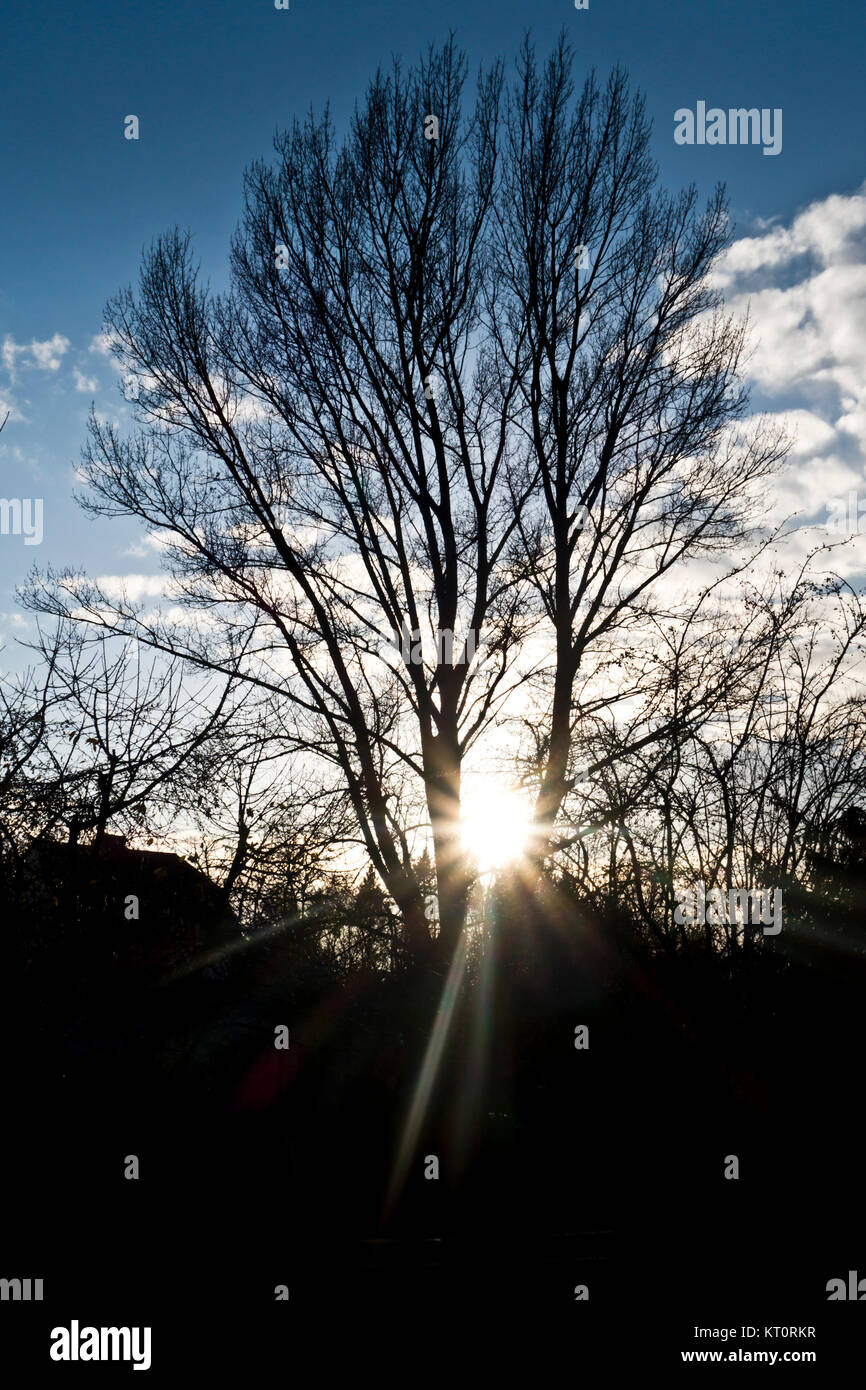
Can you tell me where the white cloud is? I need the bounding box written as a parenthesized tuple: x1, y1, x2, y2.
(1, 340, 24, 374)
(763, 452, 861, 528)
(2, 332, 70, 375)
(30, 334, 71, 370)
(73, 369, 99, 394)
(725, 265, 866, 401)
(149, 604, 220, 630)
(0, 393, 25, 424)
(762, 409, 837, 459)
(90, 409, 124, 430)
(714, 185, 866, 288)
(95, 574, 170, 601)
(712, 184, 866, 564)
(89, 331, 120, 357)
(652, 185, 866, 592)
(144, 529, 178, 553)
(0, 610, 31, 630)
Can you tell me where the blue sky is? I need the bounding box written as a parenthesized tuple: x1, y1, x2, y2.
(1, 0, 865, 656)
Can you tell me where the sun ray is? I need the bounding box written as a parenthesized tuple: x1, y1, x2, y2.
(383, 932, 468, 1222)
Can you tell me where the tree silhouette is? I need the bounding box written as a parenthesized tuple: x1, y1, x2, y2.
(27, 36, 786, 967)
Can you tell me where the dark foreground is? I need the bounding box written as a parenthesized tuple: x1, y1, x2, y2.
(2, 895, 864, 1374)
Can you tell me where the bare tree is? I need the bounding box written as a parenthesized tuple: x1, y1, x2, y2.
(0, 620, 244, 854)
(486, 38, 788, 867)
(25, 35, 787, 966)
(184, 696, 353, 929)
(555, 559, 866, 953)
(0, 626, 65, 871)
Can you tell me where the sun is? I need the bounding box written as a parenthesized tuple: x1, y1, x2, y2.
(459, 784, 532, 873)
